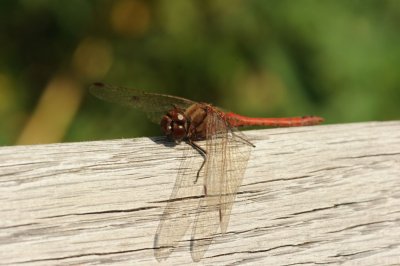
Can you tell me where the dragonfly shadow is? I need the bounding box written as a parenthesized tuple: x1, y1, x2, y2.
(148, 136, 177, 149)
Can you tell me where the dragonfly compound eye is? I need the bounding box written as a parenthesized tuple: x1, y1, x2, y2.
(160, 110, 188, 141)
(160, 115, 173, 136)
(172, 123, 186, 141)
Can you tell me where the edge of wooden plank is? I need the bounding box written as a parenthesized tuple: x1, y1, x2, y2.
(0, 121, 400, 265)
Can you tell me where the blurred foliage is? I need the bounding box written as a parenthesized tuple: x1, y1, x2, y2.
(0, 0, 399, 145)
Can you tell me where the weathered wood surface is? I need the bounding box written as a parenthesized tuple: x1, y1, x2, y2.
(0, 121, 399, 265)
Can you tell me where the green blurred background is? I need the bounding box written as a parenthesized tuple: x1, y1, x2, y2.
(1, 0, 399, 146)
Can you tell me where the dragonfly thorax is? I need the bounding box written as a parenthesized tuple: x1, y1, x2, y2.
(160, 108, 189, 142)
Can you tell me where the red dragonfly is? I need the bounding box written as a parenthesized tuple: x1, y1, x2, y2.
(90, 82, 323, 262)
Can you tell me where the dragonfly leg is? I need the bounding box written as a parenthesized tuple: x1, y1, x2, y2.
(188, 140, 207, 183)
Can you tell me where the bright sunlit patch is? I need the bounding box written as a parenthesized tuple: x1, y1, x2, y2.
(110, 0, 151, 36)
(72, 37, 113, 80)
(16, 75, 84, 145)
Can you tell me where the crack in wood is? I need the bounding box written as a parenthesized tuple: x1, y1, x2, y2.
(309, 166, 349, 173)
(327, 218, 400, 234)
(40, 206, 157, 219)
(337, 152, 400, 160)
(209, 240, 322, 259)
(242, 175, 311, 187)
(13, 248, 152, 264)
(151, 194, 205, 204)
(0, 223, 38, 230)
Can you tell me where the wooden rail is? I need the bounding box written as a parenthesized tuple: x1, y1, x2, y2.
(1, 121, 399, 265)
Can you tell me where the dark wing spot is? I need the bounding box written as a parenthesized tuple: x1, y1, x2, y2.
(131, 96, 140, 103)
(92, 82, 105, 87)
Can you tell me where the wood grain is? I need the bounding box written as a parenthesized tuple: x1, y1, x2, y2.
(0, 121, 399, 265)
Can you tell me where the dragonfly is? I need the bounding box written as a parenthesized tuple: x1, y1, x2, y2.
(89, 82, 323, 262)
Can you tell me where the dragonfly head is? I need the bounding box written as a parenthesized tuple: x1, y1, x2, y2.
(160, 108, 189, 142)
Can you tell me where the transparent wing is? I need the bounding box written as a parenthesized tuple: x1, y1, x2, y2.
(154, 145, 204, 261)
(190, 114, 226, 262)
(190, 111, 252, 262)
(219, 128, 252, 233)
(89, 83, 195, 124)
